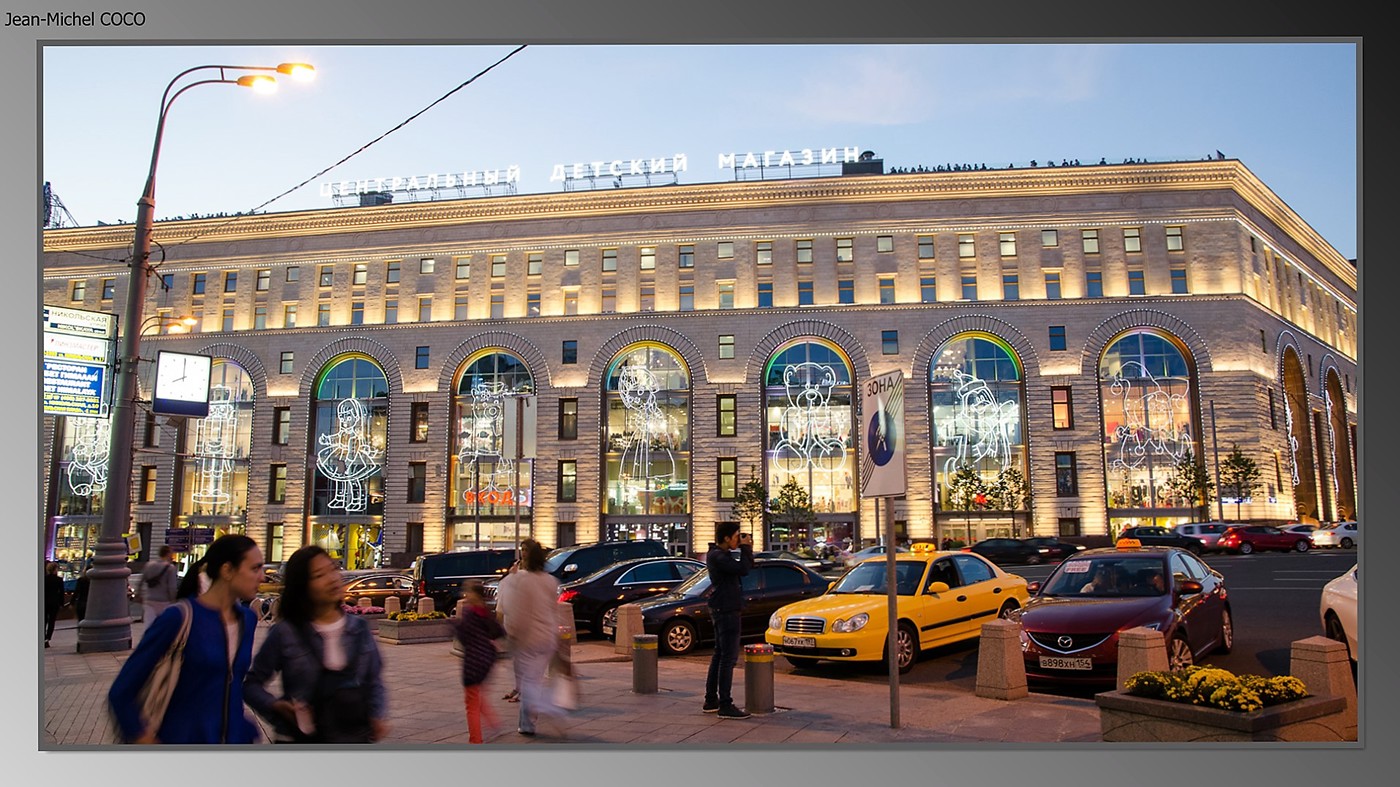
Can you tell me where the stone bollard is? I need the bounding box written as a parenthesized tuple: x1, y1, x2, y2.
(632, 634, 659, 694)
(1116, 626, 1168, 690)
(743, 643, 775, 713)
(615, 604, 644, 655)
(555, 601, 576, 676)
(416, 596, 436, 615)
(1290, 635, 1357, 741)
(384, 596, 402, 616)
(975, 619, 1028, 700)
(358, 597, 373, 608)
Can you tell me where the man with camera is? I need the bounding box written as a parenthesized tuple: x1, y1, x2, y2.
(703, 523, 754, 719)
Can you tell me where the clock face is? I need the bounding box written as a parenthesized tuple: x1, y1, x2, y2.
(153, 351, 212, 416)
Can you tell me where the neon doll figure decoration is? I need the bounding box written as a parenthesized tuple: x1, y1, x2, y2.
(316, 398, 383, 512)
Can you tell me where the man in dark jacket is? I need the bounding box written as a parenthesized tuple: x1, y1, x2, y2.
(703, 522, 752, 719)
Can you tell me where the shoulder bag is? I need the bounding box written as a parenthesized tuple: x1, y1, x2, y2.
(138, 599, 193, 734)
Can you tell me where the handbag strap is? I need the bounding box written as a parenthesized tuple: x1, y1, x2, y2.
(169, 599, 193, 655)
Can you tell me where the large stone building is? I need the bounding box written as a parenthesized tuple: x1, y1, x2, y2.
(41, 157, 1357, 569)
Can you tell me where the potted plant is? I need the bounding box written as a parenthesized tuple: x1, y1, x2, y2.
(375, 609, 453, 645)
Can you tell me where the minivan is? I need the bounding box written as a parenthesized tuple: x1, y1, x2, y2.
(1173, 522, 1231, 552)
(412, 548, 518, 613)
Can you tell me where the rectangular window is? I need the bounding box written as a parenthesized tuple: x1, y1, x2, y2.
(920, 276, 936, 303)
(273, 407, 291, 444)
(70, 280, 86, 301)
(558, 399, 578, 440)
(1082, 229, 1100, 254)
(491, 254, 507, 277)
(1049, 326, 1067, 352)
(254, 306, 267, 330)
(528, 292, 541, 316)
(999, 232, 1017, 257)
(958, 234, 976, 259)
(1269, 388, 1278, 429)
(1002, 274, 1019, 301)
(319, 265, 333, 287)
(640, 286, 655, 312)
(877, 235, 894, 253)
(221, 308, 234, 332)
(564, 249, 579, 267)
(192, 273, 206, 295)
(678, 245, 694, 268)
(562, 340, 578, 364)
(1055, 452, 1079, 496)
(558, 461, 577, 502)
(1123, 228, 1142, 253)
(717, 395, 737, 437)
(917, 235, 935, 260)
(563, 290, 578, 315)
(1128, 270, 1146, 295)
(411, 402, 429, 442)
(882, 330, 899, 355)
(527, 253, 542, 276)
(1058, 518, 1081, 537)
(415, 346, 430, 369)
(1042, 229, 1059, 247)
(223, 272, 237, 293)
(455, 257, 470, 280)
(352, 263, 367, 286)
(796, 239, 813, 264)
(1052, 387, 1073, 429)
(717, 241, 734, 259)
(879, 277, 896, 304)
(256, 269, 270, 291)
(718, 334, 735, 359)
(835, 237, 853, 262)
(755, 241, 772, 265)
(269, 465, 287, 504)
(602, 248, 618, 272)
(1170, 268, 1187, 294)
(1165, 226, 1184, 251)
(408, 462, 427, 503)
(718, 458, 738, 501)
(285, 266, 299, 282)
(100, 279, 115, 300)
(386, 261, 401, 283)
(490, 293, 504, 319)
(419, 258, 435, 274)
(798, 281, 814, 305)
(757, 282, 773, 308)
(718, 282, 735, 310)
(350, 301, 364, 325)
(418, 296, 432, 322)
(640, 247, 656, 270)
(143, 410, 159, 448)
(317, 303, 331, 327)
(838, 279, 855, 304)
(454, 295, 468, 321)
(1045, 272, 1061, 300)
(1086, 271, 1103, 298)
(384, 298, 397, 324)
(961, 275, 978, 300)
(279, 352, 294, 375)
(140, 466, 157, 503)
(601, 287, 616, 313)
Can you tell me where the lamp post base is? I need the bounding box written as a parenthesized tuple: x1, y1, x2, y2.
(74, 538, 133, 653)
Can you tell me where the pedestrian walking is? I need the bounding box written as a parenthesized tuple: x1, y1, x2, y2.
(503, 538, 567, 737)
(244, 545, 388, 743)
(44, 561, 64, 647)
(107, 534, 263, 744)
(452, 579, 505, 743)
(495, 558, 521, 703)
(139, 545, 180, 624)
(703, 522, 753, 719)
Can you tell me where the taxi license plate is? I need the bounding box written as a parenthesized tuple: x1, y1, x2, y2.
(1039, 655, 1092, 670)
(782, 636, 816, 649)
(602, 624, 614, 637)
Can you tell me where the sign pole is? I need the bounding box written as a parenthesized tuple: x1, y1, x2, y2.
(860, 368, 907, 730)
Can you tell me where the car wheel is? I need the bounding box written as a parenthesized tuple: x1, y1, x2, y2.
(997, 601, 1019, 619)
(1323, 611, 1352, 660)
(1294, 540, 1310, 553)
(661, 619, 697, 656)
(1167, 633, 1195, 671)
(1238, 542, 1254, 555)
(1186, 543, 1202, 556)
(1340, 537, 1354, 549)
(1025, 554, 1043, 565)
(785, 656, 820, 669)
(883, 622, 919, 674)
(1215, 607, 1234, 654)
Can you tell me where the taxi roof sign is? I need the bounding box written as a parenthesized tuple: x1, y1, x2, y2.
(911, 542, 938, 554)
(1115, 537, 1144, 549)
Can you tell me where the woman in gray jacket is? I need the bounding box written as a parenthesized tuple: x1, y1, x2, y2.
(244, 545, 388, 743)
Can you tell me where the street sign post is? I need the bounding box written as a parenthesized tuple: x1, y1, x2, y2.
(859, 369, 907, 728)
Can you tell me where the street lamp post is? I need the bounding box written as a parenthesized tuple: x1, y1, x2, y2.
(78, 63, 313, 653)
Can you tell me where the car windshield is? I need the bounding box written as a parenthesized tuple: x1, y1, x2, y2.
(829, 561, 925, 595)
(1040, 556, 1169, 598)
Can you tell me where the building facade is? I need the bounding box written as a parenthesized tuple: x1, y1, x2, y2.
(41, 159, 1358, 569)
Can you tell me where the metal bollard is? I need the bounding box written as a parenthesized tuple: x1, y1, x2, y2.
(743, 643, 774, 714)
(632, 634, 659, 694)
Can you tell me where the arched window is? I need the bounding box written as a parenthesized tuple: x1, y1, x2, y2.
(311, 355, 387, 568)
(450, 351, 534, 545)
(181, 360, 254, 518)
(603, 344, 691, 526)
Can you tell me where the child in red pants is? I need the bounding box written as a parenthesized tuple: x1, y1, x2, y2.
(452, 580, 505, 743)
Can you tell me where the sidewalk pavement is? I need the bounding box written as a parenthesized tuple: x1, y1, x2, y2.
(41, 614, 1102, 748)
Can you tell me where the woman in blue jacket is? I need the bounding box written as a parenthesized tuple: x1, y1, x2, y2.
(107, 534, 263, 744)
(244, 545, 388, 743)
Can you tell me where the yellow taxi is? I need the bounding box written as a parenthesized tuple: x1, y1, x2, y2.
(764, 543, 1029, 673)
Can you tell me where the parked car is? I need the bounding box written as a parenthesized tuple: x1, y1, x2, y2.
(1021, 537, 1087, 562)
(603, 559, 832, 656)
(843, 544, 909, 566)
(1280, 523, 1317, 537)
(341, 570, 415, 608)
(1311, 521, 1359, 549)
(755, 550, 836, 572)
(486, 539, 672, 610)
(766, 545, 1029, 673)
(557, 556, 704, 635)
(1173, 522, 1231, 552)
(1016, 544, 1233, 686)
(1319, 564, 1358, 662)
(963, 537, 1047, 565)
(412, 548, 518, 613)
(1116, 526, 1203, 554)
(1216, 525, 1312, 554)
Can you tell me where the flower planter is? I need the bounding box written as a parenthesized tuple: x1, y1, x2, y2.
(1096, 689, 1350, 742)
(376, 617, 453, 645)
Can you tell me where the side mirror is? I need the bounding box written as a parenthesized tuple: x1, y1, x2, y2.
(1027, 581, 1042, 594)
(927, 581, 951, 594)
(1176, 580, 1203, 595)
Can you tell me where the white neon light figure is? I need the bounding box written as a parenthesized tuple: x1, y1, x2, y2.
(937, 367, 1018, 481)
(1283, 396, 1301, 485)
(1324, 388, 1340, 507)
(771, 362, 848, 475)
(192, 385, 237, 506)
(65, 416, 110, 497)
(316, 398, 382, 513)
(457, 381, 517, 506)
(616, 365, 678, 495)
(1106, 361, 1191, 474)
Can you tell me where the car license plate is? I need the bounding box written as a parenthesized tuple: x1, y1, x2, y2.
(1039, 655, 1092, 670)
(602, 624, 614, 636)
(782, 636, 816, 649)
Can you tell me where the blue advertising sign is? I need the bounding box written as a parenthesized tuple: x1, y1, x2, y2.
(42, 359, 108, 417)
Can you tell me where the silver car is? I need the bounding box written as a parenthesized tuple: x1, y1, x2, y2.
(1173, 522, 1231, 552)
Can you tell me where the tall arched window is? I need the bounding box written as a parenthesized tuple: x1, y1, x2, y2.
(450, 351, 534, 547)
(180, 360, 255, 519)
(311, 355, 387, 568)
(1099, 330, 1199, 530)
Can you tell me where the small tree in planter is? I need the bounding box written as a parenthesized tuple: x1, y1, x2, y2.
(1219, 445, 1262, 521)
(946, 462, 988, 511)
(1165, 449, 1214, 521)
(770, 477, 816, 549)
(731, 470, 769, 538)
(991, 466, 1030, 536)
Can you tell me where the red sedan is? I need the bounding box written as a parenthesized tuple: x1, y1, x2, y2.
(1216, 525, 1312, 554)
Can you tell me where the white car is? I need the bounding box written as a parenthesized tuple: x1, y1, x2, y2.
(1319, 563, 1358, 662)
(1311, 521, 1359, 549)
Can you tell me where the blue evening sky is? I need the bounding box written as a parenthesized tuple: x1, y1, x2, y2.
(41, 43, 1357, 260)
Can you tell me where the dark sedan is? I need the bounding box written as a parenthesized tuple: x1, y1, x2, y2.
(1021, 537, 1088, 562)
(341, 570, 415, 608)
(1116, 526, 1203, 554)
(963, 537, 1047, 565)
(602, 559, 833, 656)
(557, 556, 705, 635)
(1016, 545, 1232, 686)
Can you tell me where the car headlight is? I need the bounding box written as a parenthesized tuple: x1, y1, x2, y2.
(832, 612, 869, 633)
(769, 613, 782, 630)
